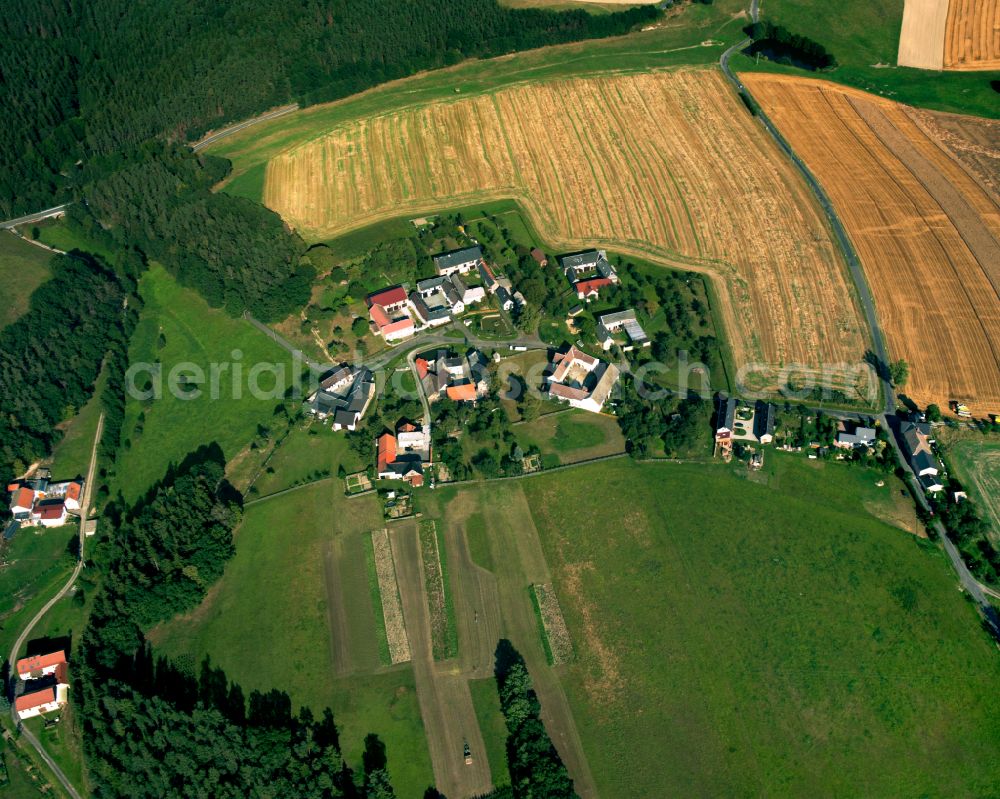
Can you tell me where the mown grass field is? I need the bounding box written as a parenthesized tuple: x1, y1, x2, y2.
(0, 231, 52, 329)
(511, 455, 1000, 796)
(114, 265, 300, 503)
(514, 409, 626, 466)
(149, 468, 434, 797)
(48, 366, 106, 481)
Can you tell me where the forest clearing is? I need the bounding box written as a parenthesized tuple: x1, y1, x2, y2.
(743, 73, 1000, 413)
(263, 68, 869, 393)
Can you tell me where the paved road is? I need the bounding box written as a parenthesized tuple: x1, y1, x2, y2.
(720, 3, 1000, 639)
(191, 104, 299, 152)
(8, 413, 103, 799)
(1, 204, 70, 230)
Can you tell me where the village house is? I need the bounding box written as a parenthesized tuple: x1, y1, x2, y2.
(714, 395, 737, 459)
(546, 346, 620, 414)
(14, 651, 69, 720)
(416, 349, 489, 403)
(560, 250, 619, 302)
(7, 474, 84, 530)
(900, 420, 943, 493)
(835, 422, 877, 449)
(433, 246, 483, 277)
(17, 650, 67, 680)
(597, 310, 650, 351)
(754, 401, 776, 444)
(306, 366, 375, 431)
(530, 248, 548, 267)
(367, 285, 415, 342)
(377, 420, 431, 487)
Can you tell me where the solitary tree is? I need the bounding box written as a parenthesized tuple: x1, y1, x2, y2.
(925, 403, 942, 423)
(889, 359, 909, 387)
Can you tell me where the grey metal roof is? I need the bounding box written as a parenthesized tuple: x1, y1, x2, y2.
(560, 250, 601, 270)
(433, 246, 482, 271)
(417, 275, 447, 292)
(334, 409, 356, 427)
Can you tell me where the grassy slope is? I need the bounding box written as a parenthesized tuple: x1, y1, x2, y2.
(468, 677, 510, 788)
(513, 455, 1000, 797)
(48, 366, 107, 481)
(735, 0, 999, 117)
(114, 264, 299, 503)
(0, 232, 52, 329)
(150, 437, 434, 798)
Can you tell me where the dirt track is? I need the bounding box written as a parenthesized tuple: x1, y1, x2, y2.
(390, 522, 494, 799)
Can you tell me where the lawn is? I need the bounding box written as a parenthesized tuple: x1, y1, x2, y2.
(149, 476, 434, 797)
(250, 422, 366, 497)
(0, 528, 77, 657)
(514, 454, 1000, 796)
(0, 231, 52, 329)
(514, 409, 625, 465)
(947, 438, 1000, 541)
(114, 264, 301, 503)
(736, 0, 1000, 118)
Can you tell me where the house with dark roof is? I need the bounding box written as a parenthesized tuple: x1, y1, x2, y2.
(377, 421, 431, 487)
(417, 349, 488, 403)
(495, 285, 515, 312)
(597, 310, 650, 351)
(900, 420, 943, 492)
(433, 246, 483, 277)
(306, 366, 375, 431)
(754, 401, 776, 444)
(715, 396, 737, 442)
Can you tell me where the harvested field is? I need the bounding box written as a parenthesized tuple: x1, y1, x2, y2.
(743, 73, 1000, 413)
(371, 528, 411, 664)
(263, 69, 869, 392)
(897, 0, 949, 69)
(907, 107, 1000, 200)
(944, 0, 1000, 69)
(532, 583, 574, 665)
(418, 521, 458, 661)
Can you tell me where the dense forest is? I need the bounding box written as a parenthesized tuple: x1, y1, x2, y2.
(744, 21, 837, 71)
(0, 252, 128, 486)
(1, 0, 657, 217)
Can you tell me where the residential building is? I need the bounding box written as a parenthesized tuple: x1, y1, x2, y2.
(835, 423, 877, 449)
(16, 680, 68, 720)
(575, 277, 612, 302)
(900, 420, 943, 493)
(368, 293, 415, 342)
(377, 421, 430, 487)
(478, 261, 498, 293)
(418, 349, 488, 403)
(546, 346, 620, 414)
(715, 396, 737, 442)
(597, 310, 650, 351)
(17, 650, 67, 681)
(7, 478, 83, 529)
(496, 285, 515, 311)
(754, 401, 776, 444)
(433, 246, 483, 277)
(530, 248, 548, 267)
(306, 366, 375, 431)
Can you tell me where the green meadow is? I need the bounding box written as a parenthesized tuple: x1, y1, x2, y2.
(0, 232, 53, 329)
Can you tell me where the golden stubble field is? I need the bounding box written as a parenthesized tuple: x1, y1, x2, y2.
(743, 73, 1000, 413)
(264, 69, 869, 394)
(944, 0, 1000, 69)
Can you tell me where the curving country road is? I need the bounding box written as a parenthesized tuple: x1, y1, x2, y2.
(721, 4, 1000, 639)
(8, 413, 103, 799)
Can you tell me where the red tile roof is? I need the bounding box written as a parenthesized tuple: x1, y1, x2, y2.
(575, 278, 611, 297)
(398, 422, 418, 433)
(65, 482, 82, 502)
(16, 651, 67, 677)
(446, 383, 478, 401)
(530, 248, 547, 264)
(381, 317, 414, 336)
(37, 502, 65, 520)
(12, 487, 35, 509)
(367, 286, 408, 308)
(369, 304, 390, 327)
(415, 358, 429, 379)
(409, 474, 424, 488)
(377, 433, 397, 473)
(6, 483, 20, 493)
(549, 383, 589, 401)
(15, 687, 56, 712)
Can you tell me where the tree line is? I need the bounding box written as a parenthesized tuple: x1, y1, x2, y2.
(0, 252, 128, 487)
(1, 0, 657, 218)
(744, 21, 837, 71)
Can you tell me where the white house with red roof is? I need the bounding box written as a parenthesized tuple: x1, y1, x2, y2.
(367, 286, 416, 342)
(17, 650, 67, 680)
(376, 421, 429, 487)
(546, 346, 619, 414)
(15, 665, 69, 720)
(7, 477, 83, 528)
